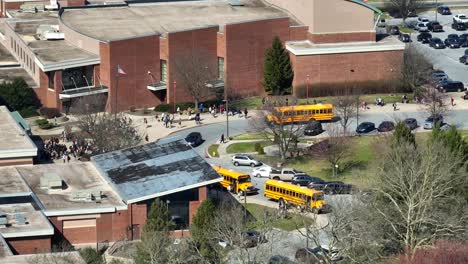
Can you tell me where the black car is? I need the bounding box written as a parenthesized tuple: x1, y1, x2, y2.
(239, 230, 267, 248)
(184, 132, 203, 147)
(460, 55, 468, 64)
(398, 33, 411, 42)
(437, 80, 465, 92)
(377, 121, 395, 132)
(417, 32, 432, 43)
(466, 49, 468, 56)
(308, 181, 353, 194)
(356, 122, 375, 134)
(292, 175, 324, 186)
(404, 118, 418, 130)
(460, 34, 468, 41)
(437, 5, 451, 15)
(388, 25, 400, 35)
(303, 120, 323, 136)
(445, 38, 462, 48)
(427, 21, 443, 32)
(462, 40, 468, 47)
(429, 37, 445, 49)
(452, 22, 467, 31)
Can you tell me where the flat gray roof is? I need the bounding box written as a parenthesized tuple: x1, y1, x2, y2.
(0, 203, 54, 238)
(60, 0, 289, 41)
(6, 12, 99, 71)
(0, 167, 30, 197)
(16, 163, 126, 216)
(92, 137, 222, 203)
(0, 106, 37, 159)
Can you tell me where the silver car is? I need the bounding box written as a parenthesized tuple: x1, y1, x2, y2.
(232, 154, 261, 167)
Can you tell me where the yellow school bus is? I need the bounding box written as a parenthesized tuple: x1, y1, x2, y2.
(264, 179, 327, 213)
(266, 104, 334, 124)
(214, 166, 258, 195)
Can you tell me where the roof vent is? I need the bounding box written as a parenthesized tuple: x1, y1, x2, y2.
(228, 0, 243, 6)
(72, 191, 103, 203)
(36, 25, 64, 41)
(14, 213, 27, 225)
(40, 172, 63, 191)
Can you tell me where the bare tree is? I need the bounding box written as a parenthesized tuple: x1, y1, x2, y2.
(332, 89, 360, 133)
(27, 252, 84, 264)
(70, 94, 141, 154)
(312, 124, 350, 177)
(374, 140, 468, 258)
(174, 53, 218, 111)
(387, 0, 425, 22)
(249, 99, 305, 163)
(420, 85, 448, 124)
(401, 45, 432, 93)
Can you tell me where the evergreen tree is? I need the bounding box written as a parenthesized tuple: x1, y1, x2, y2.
(392, 121, 416, 147)
(431, 125, 468, 162)
(0, 78, 39, 111)
(262, 36, 294, 95)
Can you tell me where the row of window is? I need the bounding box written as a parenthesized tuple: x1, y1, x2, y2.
(10, 37, 35, 74)
(265, 184, 308, 200)
(282, 108, 332, 116)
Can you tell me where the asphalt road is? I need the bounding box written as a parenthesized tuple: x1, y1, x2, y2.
(170, 108, 468, 204)
(386, 9, 468, 84)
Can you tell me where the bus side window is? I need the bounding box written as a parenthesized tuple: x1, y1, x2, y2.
(328, 109, 332, 113)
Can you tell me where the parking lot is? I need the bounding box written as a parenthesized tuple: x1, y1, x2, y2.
(385, 8, 468, 85)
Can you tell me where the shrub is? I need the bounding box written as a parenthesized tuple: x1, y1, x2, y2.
(255, 142, 265, 154)
(18, 106, 38, 118)
(35, 119, 48, 126)
(0, 78, 40, 112)
(79, 247, 104, 264)
(39, 107, 61, 119)
(129, 106, 136, 112)
(392, 240, 468, 264)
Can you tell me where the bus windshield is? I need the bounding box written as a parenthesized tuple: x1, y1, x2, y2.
(238, 177, 251, 184)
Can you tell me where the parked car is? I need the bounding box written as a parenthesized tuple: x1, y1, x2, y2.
(398, 33, 411, 42)
(459, 55, 468, 64)
(269, 168, 306, 181)
(268, 255, 295, 264)
(418, 16, 430, 23)
(452, 22, 467, 31)
(303, 120, 324, 136)
(405, 20, 419, 29)
(377, 121, 395, 132)
(239, 230, 267, 248)
(388, 25, 400, 35)
(416, 23, 429, 32)
(445, 37, 462, 48)
(292, 175, 325, 186)
(295, 246, 344, 263)
(463, 91, 468, 100)
(431, 71, 449, 83)
(437, 5, 451, 15)
(424, 114, 444, 130)
(427, 21, 443, 32)
(417, 32, 432, 43)
(356, 122, 376, 134)
(308, 181, 353, 194)
(377, 19, 386, 28)
(466, 49, 468, 56)
(184, 132, 203, 147)
(251, 166, 272, 178)
(404, 118, 418, 130)
(437, 80, 465, 92)
(429, 37, 445, 49)
(453, 14, 468, 24)
(232, 154, 262, 167)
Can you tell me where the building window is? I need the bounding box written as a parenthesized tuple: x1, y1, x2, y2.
(160, 60, 167, 83)
(47, 71, 55, 88)
(218, 57, 224, 80)
(62, 66, 94, 90)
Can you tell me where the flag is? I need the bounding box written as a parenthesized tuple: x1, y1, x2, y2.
(117, 65, 127, 75)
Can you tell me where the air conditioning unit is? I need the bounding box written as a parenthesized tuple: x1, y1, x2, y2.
(40, 172, 63, 191)
(14, 213, 27, 225)
(36, 25, 64, 41)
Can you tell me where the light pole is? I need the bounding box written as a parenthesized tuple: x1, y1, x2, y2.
(306, 74, 310, 101)
(435, 0, 438, 22)
(173, 80, 176, 114)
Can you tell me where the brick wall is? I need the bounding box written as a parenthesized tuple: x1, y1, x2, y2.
(224, 18, 290, 97)
(309, 31, 376, 44)
(58, 0, 85, 7)
(289, 26, 309, 41)
(290, 50, 403, 93)
(99, 35, 162, 112)
(7, 236, 51, 255)
(166, 26, 218, 104)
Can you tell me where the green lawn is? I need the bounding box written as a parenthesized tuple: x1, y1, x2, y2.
(231, 93, 410, 110)
(226, 141, 273, 154)
(244, 203, 313, 231)
(398, 25, 415, 33)
(208, 144, 220, 157)
(231, 133, 268, 140)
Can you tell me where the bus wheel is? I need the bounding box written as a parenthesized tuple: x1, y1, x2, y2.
(273, 176, 280, 180)
(309, 118, 316, 122)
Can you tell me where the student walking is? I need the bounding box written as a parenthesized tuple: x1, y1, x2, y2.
(244, 108, 248, 119)
(220, 134, 225, 144)
(451, 97, 455, 106)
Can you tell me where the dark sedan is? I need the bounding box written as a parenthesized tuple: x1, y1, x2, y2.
(428, 21, 443, 32)
(292, 175, 324, 186)
(356, 122, 376, 134)
(460, 55, 468, 65)
(452, 22, 467, 31)
(430, 38, 445, 48)
(308, 181, 353, 194)
(184, 132, 203, 147)
(404, 118, 418, 130)
(417, 32, 432, 43)
(398, 33, 411, 43)
(377, 121, 395, 132)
